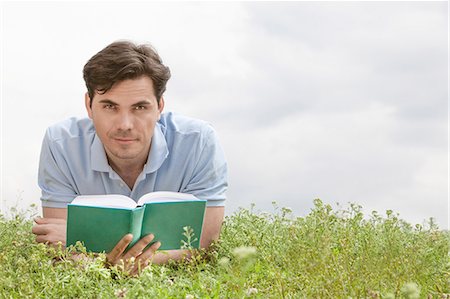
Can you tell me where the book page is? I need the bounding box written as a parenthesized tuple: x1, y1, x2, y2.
(71, 194, 137, 209)
(137, 191, 198, 206)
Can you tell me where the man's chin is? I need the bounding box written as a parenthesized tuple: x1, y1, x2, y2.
(108, 148, 141, 160)
(112, 152, 140, 160)
(105, 144, 147, 162)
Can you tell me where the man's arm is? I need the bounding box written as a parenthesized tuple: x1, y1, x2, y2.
(43, 207, 67, 218)
(200, 206, 224, 248)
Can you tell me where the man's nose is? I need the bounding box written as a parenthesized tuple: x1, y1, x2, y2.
(116, 112, 134, 130)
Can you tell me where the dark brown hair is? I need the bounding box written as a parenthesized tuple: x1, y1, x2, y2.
(83, 40, 171, 107)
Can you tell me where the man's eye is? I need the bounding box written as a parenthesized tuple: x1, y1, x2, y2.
(135, 105, 146, 110)
(104, 104, 116, 109)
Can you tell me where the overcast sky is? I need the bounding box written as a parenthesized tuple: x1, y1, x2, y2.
(1, 1, 448, 228)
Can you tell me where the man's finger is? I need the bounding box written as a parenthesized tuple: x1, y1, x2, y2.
(35, 235, 49, 244)
(131, 240, 160, 276)
(34, 217, 66, 225)
(32, 224, 50, 235)
(122, 234, 154, 260)
(135, 240, 161, 263)
(131, 259, 149, 276)
(106, 234, 133, 264)
(34, 217, 47, 224)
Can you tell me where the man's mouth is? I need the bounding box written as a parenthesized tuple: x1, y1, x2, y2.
(113, 138, 137, 144)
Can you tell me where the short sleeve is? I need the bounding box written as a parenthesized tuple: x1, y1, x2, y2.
(38, 129, 78, 208)
(182, 125, 228, 207)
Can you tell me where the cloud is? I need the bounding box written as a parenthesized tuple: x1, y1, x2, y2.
(170, 2, 447, 133)
(213, 3, 447, 226)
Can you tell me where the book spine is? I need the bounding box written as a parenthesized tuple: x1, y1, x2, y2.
(128, 207, 145, 249)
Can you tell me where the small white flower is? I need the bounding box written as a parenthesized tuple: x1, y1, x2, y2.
(185, 295, 195, 299)
(114, 287, 127, 298)
(232, 246, 257, 260)
(246, 287, 258, 296)
(218, 257, 230, 267)
(400, 282, 420, 299)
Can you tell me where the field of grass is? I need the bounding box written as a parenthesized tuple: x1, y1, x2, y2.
(0, 199, 449, 298)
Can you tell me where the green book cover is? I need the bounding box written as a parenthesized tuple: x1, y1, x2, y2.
(66, 192, 206, 253)
(142, 201, 206, 250)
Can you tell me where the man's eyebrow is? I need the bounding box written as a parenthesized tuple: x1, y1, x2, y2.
(98, 99, 118, 105)
(131, 100, 152, 107)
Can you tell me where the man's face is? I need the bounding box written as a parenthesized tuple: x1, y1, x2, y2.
(85, 76, 164, 167)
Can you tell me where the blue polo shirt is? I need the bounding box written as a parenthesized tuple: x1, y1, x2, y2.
(38, 112, 228, 208)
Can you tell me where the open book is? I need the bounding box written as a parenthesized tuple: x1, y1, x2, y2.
(66, 191, 206, 253)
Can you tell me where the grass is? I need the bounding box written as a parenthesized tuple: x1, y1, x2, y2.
(0, 199, 449, 298)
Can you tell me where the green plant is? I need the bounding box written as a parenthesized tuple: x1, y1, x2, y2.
(0, 199, 449, 298)
(181, 226, 198, 250)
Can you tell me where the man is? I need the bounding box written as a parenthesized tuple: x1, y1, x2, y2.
(32, 41, 228, 274)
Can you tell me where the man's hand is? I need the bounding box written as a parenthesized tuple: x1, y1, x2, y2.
(32, 217, 67, 247)
(106, 233, 161, 276)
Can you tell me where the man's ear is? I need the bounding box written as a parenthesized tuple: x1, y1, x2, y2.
(85, 93, 93, 119)
(158, 97, 165, 116)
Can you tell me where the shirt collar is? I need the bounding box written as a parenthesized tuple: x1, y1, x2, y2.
(90, 122, 169, 174)
(144, 122, 169, 173)
(91, 134, 110, 172)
